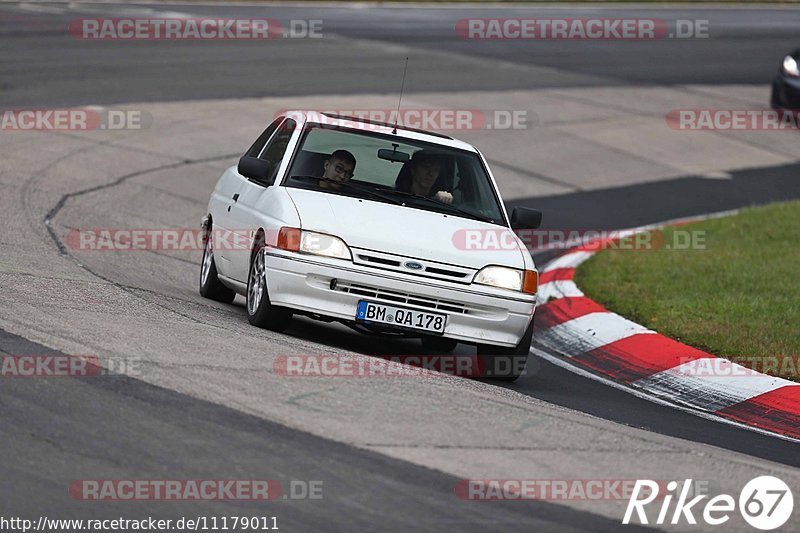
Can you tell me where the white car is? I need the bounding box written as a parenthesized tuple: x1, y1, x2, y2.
(200, 111, 541, 380)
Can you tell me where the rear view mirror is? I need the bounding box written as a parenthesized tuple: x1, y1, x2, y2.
(238, 156, 273, 184)
(510, 207, 542, 229)
(378, 147, 410, 163)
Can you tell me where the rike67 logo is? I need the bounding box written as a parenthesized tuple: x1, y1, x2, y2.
(624, 476, 793, 530)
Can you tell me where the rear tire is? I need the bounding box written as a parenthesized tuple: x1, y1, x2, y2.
(199, 225, 236, 303)
(246, 244, 292, 331)
(476, 320, 533, 382)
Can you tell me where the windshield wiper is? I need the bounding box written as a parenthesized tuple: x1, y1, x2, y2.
(379, 189, 497, 224)
(289, 175, 403, 205)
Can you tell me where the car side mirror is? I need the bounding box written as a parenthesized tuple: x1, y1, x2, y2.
(238, 156, 273, 185)
(510, 207, 542, 229)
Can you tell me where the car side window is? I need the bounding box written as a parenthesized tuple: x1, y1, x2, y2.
(259, 118, 297, 181)
(244, 118, 282, 158)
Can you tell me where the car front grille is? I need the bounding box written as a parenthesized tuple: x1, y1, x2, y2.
(332, 281, 475, 315)
(351, 248, 475, 283)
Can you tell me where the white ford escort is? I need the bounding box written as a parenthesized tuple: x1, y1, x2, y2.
(200, 111, 541, 379)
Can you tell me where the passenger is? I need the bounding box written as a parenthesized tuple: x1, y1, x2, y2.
(394, 150, 453, 204)
(319, 149, 356, 190)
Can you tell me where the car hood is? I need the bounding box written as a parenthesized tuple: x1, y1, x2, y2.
(284, 188, 526, 270)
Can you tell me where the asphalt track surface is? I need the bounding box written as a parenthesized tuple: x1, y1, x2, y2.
(2, 2, 800, 531)
(0, 3, 798, 106)
(1, 329, 640, 531)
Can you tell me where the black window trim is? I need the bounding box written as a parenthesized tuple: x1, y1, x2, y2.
(256, 116, 290, 160)
(243, 116, 283, 159)
(244, 116, 298, 188)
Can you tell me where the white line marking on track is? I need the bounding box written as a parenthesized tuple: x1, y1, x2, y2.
(537, 312, 654, 356)
(542, 250, 594, 272)
(635, 360, 798, 412)
(536, 280, 583, 304)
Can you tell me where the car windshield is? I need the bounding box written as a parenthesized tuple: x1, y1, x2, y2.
(283, 124, 506, 225)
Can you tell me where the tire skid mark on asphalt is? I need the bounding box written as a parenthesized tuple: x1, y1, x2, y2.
(285, 388, 339, 413)
(41, 152, 242, 331)
(44, 152, 238, 252)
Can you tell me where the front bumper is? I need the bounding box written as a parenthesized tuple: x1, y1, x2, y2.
(264, 251, 536, 347)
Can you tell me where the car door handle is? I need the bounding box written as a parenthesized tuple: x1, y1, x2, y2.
(232, 193, 239, 202)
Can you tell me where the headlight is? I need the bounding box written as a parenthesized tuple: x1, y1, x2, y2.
(783, 55, 799, 77)
(474, 266, 538, 294)
(276, 227, 352, 260)
(475, 266, 522, 291)
(300, 231, 352, 260)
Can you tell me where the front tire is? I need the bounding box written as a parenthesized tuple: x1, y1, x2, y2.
(246, 244, 292, 331)
(476, 320, 534, 382)
(421, 335, 458, 353)
(770, 81, 781, 110)
(199, 226, 236, 303)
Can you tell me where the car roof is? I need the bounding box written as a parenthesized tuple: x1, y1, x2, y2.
(281, 110, 479, 153)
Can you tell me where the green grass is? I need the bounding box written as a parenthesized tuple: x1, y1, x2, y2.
(575, 201, 800, 381)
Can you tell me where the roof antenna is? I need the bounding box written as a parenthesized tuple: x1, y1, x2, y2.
(392, 57, 409, 134)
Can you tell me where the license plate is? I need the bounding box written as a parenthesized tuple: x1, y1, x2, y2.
(356, 301, 446, 334)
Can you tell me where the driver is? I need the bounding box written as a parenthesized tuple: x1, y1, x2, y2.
(319, 150, 356, 190)
(394, 150, 453, 204)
